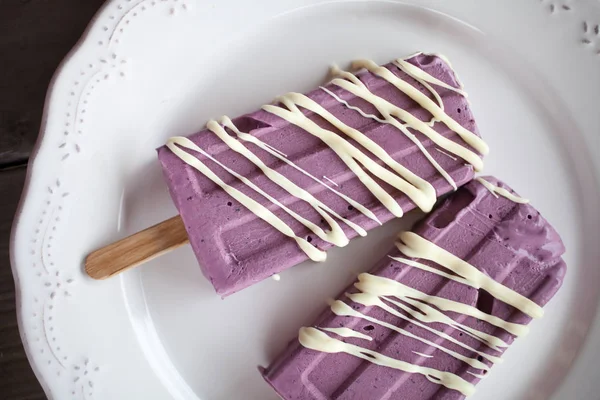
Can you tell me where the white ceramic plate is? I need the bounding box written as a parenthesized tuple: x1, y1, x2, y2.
(10, 0, 600, 399)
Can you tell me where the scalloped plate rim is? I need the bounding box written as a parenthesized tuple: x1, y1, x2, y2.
(8, 0, 124, 397)
(8, 0, 600, 399)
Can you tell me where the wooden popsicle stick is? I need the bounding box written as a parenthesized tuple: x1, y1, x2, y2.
(85, 215, 189, 280)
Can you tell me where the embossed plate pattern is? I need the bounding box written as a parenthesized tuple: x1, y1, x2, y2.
(10, 1, 600, 399)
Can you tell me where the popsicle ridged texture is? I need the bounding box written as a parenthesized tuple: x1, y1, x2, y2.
(261, 177, 566, 399)
(157, 54, 484, 296)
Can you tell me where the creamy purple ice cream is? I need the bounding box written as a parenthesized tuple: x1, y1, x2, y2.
(157, 54, 486, 296)
(261, 177, 566, 399)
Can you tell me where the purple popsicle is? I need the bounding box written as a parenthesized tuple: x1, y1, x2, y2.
(261, 176, 566, 399)
(157, 53, 486, 297)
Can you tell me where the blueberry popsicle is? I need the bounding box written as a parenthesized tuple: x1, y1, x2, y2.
(157, 53, 487, 297)
(261, 176, 566, 399)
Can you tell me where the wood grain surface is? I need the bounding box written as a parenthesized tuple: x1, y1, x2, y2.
(86, 216, 189, 280)
(1, 1, 106, 398)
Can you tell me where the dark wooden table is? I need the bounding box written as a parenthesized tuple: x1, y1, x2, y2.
(1, 1, 106, 398)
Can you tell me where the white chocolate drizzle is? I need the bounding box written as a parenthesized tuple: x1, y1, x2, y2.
(413, 351, 434, 359)
(322, 176, 339, 187)
(206, 120, 364, 246)
(476, 177, 530, 204)
(264, 93, 437, 215)
(299, 327, 476, 396)
(331, 298, 490, 370)
(393, 58, 468, 98)
(355, 273, 528, 338)
(298, 232, 540, 394)
(435, 147, 458, 161)
(221, 117, 380, 225)
(329, 67, 484, 172)
(320, 327, 373, 341)
(350, 59, 488, 156)
(166, 137, 326, 262)
(346, 291, 507, 357)
(320, 78, 457, 190)
(166, 55, 487, 261)
(397, 232, 543, 319)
